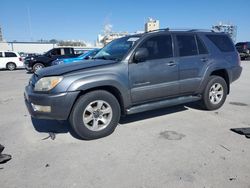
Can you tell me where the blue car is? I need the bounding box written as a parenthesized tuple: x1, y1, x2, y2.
(52, 48, 100, 66)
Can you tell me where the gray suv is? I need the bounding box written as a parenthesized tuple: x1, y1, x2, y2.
(24, 29, 242, 139)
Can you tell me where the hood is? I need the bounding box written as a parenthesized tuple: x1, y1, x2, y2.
(36, 59, 117, 78)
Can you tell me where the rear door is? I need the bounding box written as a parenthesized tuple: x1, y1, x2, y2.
(4, 52, 18, 65)
(129, 34, 179, 104)
(174, 34, 209, 94)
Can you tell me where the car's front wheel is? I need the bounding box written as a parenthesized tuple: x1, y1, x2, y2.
(201, 76, 228, 110)
(33, 63, 44, 72)
(70, 90, 121, 140)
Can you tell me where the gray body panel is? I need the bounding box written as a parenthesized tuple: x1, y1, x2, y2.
(24, 30, 242, 120)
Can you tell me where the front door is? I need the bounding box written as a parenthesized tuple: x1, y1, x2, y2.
(129, 34, 179, 104)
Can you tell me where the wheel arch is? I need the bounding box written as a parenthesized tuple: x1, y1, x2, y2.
(69, 85, 127, 117)
(6, 62, 16, 69)
(210, 69, 230, 94)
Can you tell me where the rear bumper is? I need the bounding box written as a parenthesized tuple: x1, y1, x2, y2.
(24, 85, 80, 120)
(230, 66, 242, 83)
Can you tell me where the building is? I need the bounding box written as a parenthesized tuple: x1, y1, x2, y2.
(0, 41, 94, 54)
(145, 18, 160, 32)
(212, 22, 237, 43)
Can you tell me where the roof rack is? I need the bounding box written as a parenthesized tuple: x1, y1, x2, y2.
(145, 28, 215, 34)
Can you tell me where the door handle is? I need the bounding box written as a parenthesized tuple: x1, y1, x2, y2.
(167, 61, 176, 66)
(201, 57, 208, 62)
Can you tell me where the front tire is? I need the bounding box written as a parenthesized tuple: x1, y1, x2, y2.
(6, 62, 16, 71)
(33, 63, 44, 72)
(201, 76, 228, 110)
(70, 90, 121, 140)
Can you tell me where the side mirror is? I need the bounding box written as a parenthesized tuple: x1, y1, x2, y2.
(134, 48, 149, 63)
(84, 56, 91, 60)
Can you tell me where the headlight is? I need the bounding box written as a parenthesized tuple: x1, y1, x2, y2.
(34, 76, 63, 91)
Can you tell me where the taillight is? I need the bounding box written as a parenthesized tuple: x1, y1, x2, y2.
(19, 57, 22, 61)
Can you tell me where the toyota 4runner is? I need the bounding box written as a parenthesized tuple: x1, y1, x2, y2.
(24, 29, 242, 139)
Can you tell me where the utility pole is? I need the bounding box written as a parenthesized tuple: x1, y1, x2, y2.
(0, 26, 3, 41)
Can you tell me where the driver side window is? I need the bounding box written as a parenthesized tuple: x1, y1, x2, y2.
(51, 49, 61, 56)
(140, 35, 173, 60)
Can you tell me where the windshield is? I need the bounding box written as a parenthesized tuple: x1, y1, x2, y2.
(94, 36, 140, 61)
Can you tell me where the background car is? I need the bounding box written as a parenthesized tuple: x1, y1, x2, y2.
(235, 42, 250, 60)
(24, 47, 78, 72)
(51, 48, 100, 66)
(0, 51, 24, 71)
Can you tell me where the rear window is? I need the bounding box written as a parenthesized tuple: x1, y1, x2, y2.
(207, 35, 234, 52)
(176, 35, 198, 57)
(5, 52, 17, 57)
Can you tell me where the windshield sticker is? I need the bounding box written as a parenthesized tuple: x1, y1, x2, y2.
(127, 37, 140, 42)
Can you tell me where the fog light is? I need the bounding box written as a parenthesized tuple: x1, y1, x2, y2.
(31, 103, 51, 112)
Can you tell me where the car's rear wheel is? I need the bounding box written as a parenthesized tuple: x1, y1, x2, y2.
(201, 76, 228, 110)
(6, 62, 16, 71)
(33, 63, 44, 72)
(70, 90, 121, 140)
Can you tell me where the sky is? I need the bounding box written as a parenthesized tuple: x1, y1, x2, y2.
(0, 0, 249, 44)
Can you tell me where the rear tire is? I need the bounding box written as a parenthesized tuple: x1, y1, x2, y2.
(201, 76, 228, 110)
(70, 90, 121, 140)
(33, 63, 44, 72)
(6, 62, 16, 71)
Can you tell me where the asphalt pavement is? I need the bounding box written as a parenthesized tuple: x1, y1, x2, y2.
(0, 61, 249, 188)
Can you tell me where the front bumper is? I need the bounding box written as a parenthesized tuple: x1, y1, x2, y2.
(24, 85, 80, 120)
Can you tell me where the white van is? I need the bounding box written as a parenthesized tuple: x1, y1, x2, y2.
(0, 51, 24, 70)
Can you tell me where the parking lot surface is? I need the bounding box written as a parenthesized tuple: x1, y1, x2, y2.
(0, 62, 250, 188)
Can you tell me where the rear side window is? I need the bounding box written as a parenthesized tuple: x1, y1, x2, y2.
(140, 35, 173, 60)
(5, 52, 17, 57)
(196, 36, 208, 54)
(0, 52, 2, 57)
(207, 35, 234, 52)
(64, 48, 73, 55)
(176, 35, 198, 57)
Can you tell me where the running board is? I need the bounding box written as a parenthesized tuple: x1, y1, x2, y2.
(126, 95, 201, 115)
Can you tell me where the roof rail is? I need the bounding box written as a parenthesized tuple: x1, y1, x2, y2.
(145, 28, 215, 34)
(145, 28, 170, 33)
(188, 29, 215, 32)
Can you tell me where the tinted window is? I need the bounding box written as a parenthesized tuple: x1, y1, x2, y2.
(177, 35, 198, 57)
(207, 35, 234, 52)
(51, 49, 61, 56)
(140, 35, 173, 60)
(196, 36, 208, 54)
(64, 48, 73, 55)
(0, 52, 2, 57)
(5, 52, 17, 57)
(235, 42, 245, 47)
